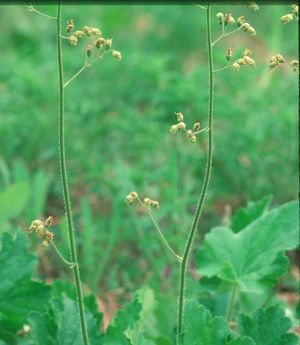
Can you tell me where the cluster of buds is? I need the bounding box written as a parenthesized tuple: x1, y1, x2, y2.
(247, 2, 259, 11)
(126, 191, 139, 204)
(216, 12, 235, 25)
(232, 48, 256, 71)
(170, 112, 202, 143)
(268, 53, 285, 70)
(28, 216, 54, 248)
(66, 19, 122, 61)
(125, 191, 160, 209)
(289, 60, 299, 73)
(280, 5, 298, 24)
(142, 197, 160, 209)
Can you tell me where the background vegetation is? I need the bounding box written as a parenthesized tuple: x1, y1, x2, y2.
(0, 3, 298, 336)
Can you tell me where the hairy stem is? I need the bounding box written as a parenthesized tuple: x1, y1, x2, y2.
(56, 3, 90, 344)
(177, 3, 214, 343)
(226, 284, 239, 322)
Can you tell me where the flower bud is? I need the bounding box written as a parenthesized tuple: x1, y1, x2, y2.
(242, 48, 252, 57)
(193, 122, 201, 131)
(226, 46, 234, 61)
(236, 58, 246, 65)
(175, 112, 184, 122)
(243, 56, 256, 66)
(66, 19, 74, 33)
(216, 12, 225, 24)
(45, 216, 54, 227)
(105, 38, 113, 49)
(237, 16, 246, 27)
(143, 198, 151, 206)
(225, 13, 235, 25)
(242, 23, 251, 31)
(291, 4, 298, 16)
(247, 2, 259, 11)
(42, 240, 49, 248)
(177, 122, 186, 130)
(190, 134, 197, 143)
(74, 30, 84, 38)
(112, 50, 122, 60)
(280, 14, 294, 24)
(91, 27, 102, 36)
(95, 37, 106, 48)
(170, 124, 178, 134)
(69, 35, 78, 46)
(86, 44, 93, 57)
(247, 26, 256, 36)
(275, 53, 285, 63)
(126, 194, 134, 204)
(232, 62, 240, 71)
(290, 60, 299, 72)
(45, 231, 54, 241)
(150, 200, 160, 208)
(129, 192, 139, 201)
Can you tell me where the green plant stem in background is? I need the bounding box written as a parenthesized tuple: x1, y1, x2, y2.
(56, 3, 90, 345)
(226, 284, 239, 322)
(177, 3, 214, 344)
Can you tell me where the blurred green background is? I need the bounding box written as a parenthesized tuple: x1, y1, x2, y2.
(0, 3, 298, 324)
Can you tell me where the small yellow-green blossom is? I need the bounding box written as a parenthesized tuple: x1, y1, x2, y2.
(216, 12, 225, 25)
(112, 50, 122, 60)
(247, 2, 259, 11)
(280, 14, 294, 24)
(290, 60, 299, 72)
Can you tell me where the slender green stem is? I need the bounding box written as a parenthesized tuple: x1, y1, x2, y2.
(50, 241, 74, 268)
(138, 199, 182, 263)
(226, 284, 239, 322)
(211, 25, 243, 47)
(56, 3, 90, 345)
(26, 4, 57, 20)
(64, 64, 87, 88)
(177, 4, 214, 344)
(213, 63, 230, 73)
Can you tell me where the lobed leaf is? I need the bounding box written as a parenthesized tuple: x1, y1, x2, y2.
(183, 300, 255, 345)
(238, 305, 299, 345)
(196, 201, 298, 293)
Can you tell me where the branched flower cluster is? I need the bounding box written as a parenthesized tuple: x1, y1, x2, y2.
(216, 13, 256, 36)
(232, 48, 256, 72)
(126, 191, 160, 209)
(28, 216, 54, 248)
(66, 19, 122, 61)
(280, 4, 298, 24)
(170, 112, 205, 143)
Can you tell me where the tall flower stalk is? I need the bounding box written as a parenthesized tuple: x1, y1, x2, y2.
(176, 3, 214, 344)
(56, 3, 89, 344)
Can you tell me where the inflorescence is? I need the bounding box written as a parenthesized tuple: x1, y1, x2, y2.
(66, 19, 122, 61)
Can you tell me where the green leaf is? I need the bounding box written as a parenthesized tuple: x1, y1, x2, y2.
(0, 182, 29, 224)
(0, 232, 51, 343)
(104, 286, 157, 345)
(230, 195, 272, 233)
(238, 305, 299, 345)
(29, 293, 103, 345)
(104, 293, 142, 345)
(183, 300, 255, 345)
(125, 286, 158, 344)
(29, 311, 56, 345)
(196, 201, 298, 293)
